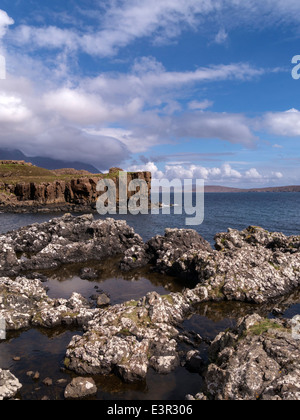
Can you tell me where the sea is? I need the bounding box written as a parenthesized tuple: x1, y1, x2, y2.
(0, 192, 299, 400)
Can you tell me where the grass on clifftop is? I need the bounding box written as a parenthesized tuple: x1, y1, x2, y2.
(0, 163, 103, 185)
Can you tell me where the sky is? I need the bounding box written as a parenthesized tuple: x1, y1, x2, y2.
(0, 0, 300, 187)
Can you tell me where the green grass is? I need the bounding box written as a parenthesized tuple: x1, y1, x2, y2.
(0, 162, 103, 185)
(268, 261, 280, 271)
(162, 294, 174, 304)
(247, 320, 286, 336)
(125, 301, 139, 307)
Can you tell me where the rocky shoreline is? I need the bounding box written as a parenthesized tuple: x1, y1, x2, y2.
(0, 214, 299, 400)
(187, 315, 300, 401)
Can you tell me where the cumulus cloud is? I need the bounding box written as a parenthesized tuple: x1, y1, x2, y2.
(127, 161, 165, 179)
(0, 3, 296, 178)
(0, 77, 131, 169)
(44, 88, 143, 125)
(0, 55, 263, 166)
(263, 109, 300, 137)
(0, 93, 32, 123)
(127, 162, 284, 185)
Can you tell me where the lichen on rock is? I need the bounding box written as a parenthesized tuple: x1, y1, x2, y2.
(197, 315, 300, 400)
(0, 277, 97, 330)
(0, 369, 22, 400)
(65, 291, 189, 382)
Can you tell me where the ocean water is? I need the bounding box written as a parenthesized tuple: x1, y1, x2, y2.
(1, 192, 299, 244)
(0, 192, 299, 400)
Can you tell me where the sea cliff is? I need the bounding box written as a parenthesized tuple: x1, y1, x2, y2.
(0, 161, 151, 213)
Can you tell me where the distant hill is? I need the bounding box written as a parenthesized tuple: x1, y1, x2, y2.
(0, 148, 100, 174)
(204, 185, 245, 193)
(204, 185, 300, 193)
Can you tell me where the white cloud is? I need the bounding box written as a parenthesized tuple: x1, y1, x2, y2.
(214, 29, 229, 45)
(86, 58, 265, 101)
(84, 127, 157, 153)
(272, 171, 283, 179)
(264, 108, 300, 136)
(44, 88, 143, 125)
(8, 1, 300, 57)
(0, 9, 14, 39)
(127, 162, 165, 179)
(10, 0, 212, 55)
(0, 93, 32, 123)
(188, 100, 214, 110)
(174, 112, 256, 147)
(127, 162, 284, 185)
(245, 168, 263, 179)
(0, 57, 260, 167)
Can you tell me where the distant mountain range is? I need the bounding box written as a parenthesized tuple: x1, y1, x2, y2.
(0, 148, 100, 174)
(204, 185, 300, 193)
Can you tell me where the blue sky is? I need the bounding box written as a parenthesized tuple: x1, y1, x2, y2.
(0, 0, 300, 187)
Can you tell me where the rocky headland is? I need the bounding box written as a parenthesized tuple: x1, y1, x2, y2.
(0, 161, 151, 213)
(0, 214, 299, 400)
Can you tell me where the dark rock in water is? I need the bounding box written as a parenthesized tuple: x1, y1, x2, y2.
(25, 272, 48, 283)
(1, 216, 299, 305)
(120, 228, 212, 275)
(148, 337, 180, 374)
(120, 245, 150, 271)
(42, 378, 53, 387)
(186, 393, 208, 401)
(26, 371, 34, 378)
(141, 226, 300, 304)
(0, 277, 97, 331)
(96, 293, 111, 307)
(196, 315, 300, 401)
(56, 379, 67, 385)
(147, 228, 212, 268)
(64, 377, 97, 399)
(33, 372, 40, 381)
(185, 350, 204, 373)
(0, 214, 144, 276)
(65, 291, 190, 382)
(79, 267, 98, 280)
(272, 307, 284, 316)
(0, 216, 300, 398)
(0, 369, 22, 400)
